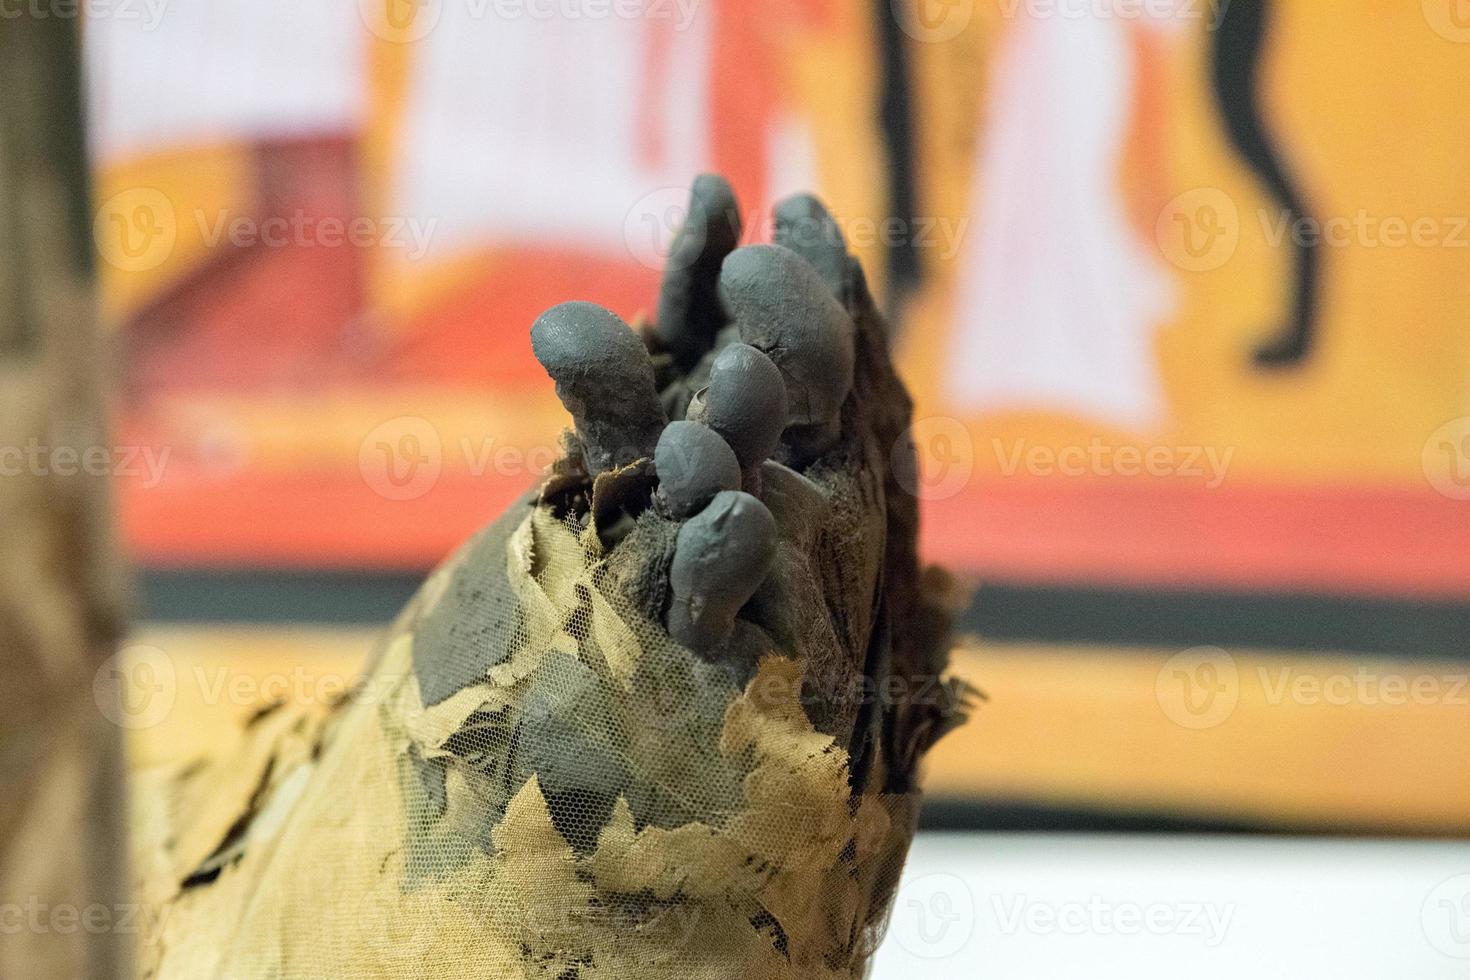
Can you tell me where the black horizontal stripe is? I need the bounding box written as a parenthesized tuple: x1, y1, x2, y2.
(140, 567, 1470, 660)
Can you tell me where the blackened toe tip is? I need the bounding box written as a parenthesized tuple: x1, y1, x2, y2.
(655, 420, 741, 518)
(773, 193, 848, 298)
(531, 301, 666, 474)
(694, 343, 787, 472)
(668, 490, 778, 652)
(718, 245, 855, 435)
(531, 301, 644, 375)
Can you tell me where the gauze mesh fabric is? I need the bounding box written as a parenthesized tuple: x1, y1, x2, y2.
(132, 507, 944, 978)
(130, 203, 972, 980)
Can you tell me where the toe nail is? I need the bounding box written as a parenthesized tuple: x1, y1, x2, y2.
(756, 459, 830, 541)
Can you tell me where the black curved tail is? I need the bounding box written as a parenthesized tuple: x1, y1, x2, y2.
(1211, 0, 1320, 368)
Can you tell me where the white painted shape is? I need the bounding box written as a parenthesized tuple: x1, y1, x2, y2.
(85, 0, 366, 162)
(766, 111, 821, 207)
(390, 1, 713, 258)
(945, 15, 1173, 431)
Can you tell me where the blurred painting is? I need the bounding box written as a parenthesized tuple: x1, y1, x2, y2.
(90, 0, 890, 568)
(901, 0, 1470, 603)
(91, 0, 1470, 609)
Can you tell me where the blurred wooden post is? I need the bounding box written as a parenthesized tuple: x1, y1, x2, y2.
(0, 17, 131, 980)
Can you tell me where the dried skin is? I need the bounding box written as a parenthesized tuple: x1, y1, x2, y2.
(131, 177, 972, 980)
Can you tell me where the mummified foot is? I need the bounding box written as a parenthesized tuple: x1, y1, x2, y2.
(415, 175, 964, 796)
(138, 178, 969, 980)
